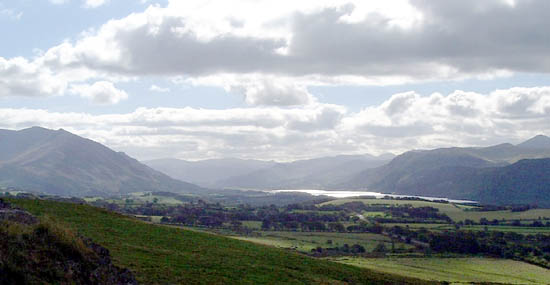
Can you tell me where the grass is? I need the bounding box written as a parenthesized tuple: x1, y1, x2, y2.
(240, 220, 262, 229)
(321, 198, 550, 222)
(453, 225, 550, 234)
(333, 257, 550, 284)
(384, 223, 550, 234)
(8, 198, 432, 285)
(233, 231, 412, 253)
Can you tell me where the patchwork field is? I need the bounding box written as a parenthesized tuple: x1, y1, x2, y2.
(234, 231, 411, 253)
(334, 257, 550, 284)
(321, 198, 550, 222)
(384, 223, 550, 234)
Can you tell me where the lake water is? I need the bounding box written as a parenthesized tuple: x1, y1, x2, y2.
(271, 189, 477, 204)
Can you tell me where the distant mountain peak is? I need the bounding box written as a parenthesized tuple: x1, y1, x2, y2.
(0, 126, 204, 197)
(517, 134, 550, 149)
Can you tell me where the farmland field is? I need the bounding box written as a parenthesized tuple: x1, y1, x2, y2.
(334, 257, 550, 284)
(321, 198, 550, 222)
(233, 231, 412, 253)
(384, 223, 550, 234)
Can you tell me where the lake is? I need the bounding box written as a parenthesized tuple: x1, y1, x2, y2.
(270, 189, 477, 204)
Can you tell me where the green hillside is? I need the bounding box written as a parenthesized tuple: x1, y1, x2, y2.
(8, 198, 433, 284)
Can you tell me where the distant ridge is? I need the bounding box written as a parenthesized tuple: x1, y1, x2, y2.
(0, 127, 204, 197)
(517, 134, 550, 149)
(143, 158, 277, 187)
(145, 154, 394, 189)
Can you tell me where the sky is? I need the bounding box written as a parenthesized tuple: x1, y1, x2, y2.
(1, 0, 550, 161)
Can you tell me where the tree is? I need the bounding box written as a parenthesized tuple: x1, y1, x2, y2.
(261, 219, 272, 230)
(351, 244, 366, 254)
(373, 243, 387, 253)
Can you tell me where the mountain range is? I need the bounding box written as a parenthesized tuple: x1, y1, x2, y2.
(2, 126, 550, 206)
(0, 127, 203, 197)
(144, 154, 394, 189)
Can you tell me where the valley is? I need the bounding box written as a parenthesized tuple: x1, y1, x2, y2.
(3, 127, 550, 284)
(44, 191, 549, 284)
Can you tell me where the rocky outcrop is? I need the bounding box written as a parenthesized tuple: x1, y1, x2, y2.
(0, 198, 138, 285)
(0, 199, 38, 224)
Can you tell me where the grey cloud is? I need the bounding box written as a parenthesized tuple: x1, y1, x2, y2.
(42, 1, 550, 81)
(287, 0, 550, 77)
(106, 17, 285, 76)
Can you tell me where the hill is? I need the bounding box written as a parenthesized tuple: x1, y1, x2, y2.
(344, 135, 550, 204)
(0, 127, 204, 197)
(8, 198, 432, 284)
(474, 158, 550, 206)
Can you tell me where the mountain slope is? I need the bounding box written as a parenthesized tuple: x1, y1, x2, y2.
(9, 198, 433, 285)
(343, 135, 550, 205)
(474, 158, 550, 206)
(0, 127, 204, 197)
(345, 148, 496, 192)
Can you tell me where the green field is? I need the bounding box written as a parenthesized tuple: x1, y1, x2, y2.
(84, 192, 190, 206)
(241, 220, 262, 229)
(384, 223, 550, 234)
(8, 198, 431, 284)
(234, 231, 412, 253)
(334, 257, 550, 284)
(322, 198, 550, 222)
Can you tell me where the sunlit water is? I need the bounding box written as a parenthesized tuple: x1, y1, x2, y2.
(270, 189, 477, 204)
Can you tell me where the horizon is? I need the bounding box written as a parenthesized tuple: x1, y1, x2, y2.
(2, 125, 549, 163)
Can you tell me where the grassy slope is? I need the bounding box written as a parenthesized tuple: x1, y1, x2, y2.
(333, 257, 550, 284)
(9, 199, 433, 285)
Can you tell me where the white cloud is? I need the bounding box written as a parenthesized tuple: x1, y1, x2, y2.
(2, 86, 550, 160)
(84, 0, 109, 8)
(70, 81, 128, 104)
(149, 84, 170, 92)
(49, 0, 70, 5)
(0, 8, 22, 20)
(0, 57, 68, 97)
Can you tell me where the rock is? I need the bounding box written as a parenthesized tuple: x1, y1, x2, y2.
(0, 199, 139, 284)
(0, 198, 38, 225)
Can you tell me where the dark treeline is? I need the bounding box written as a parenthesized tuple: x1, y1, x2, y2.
(96, 199, 450, 232)
(386, 225, 550, 268)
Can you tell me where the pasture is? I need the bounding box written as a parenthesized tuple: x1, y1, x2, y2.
(334, 257, 550, 284)
(321, 198, 550, 222)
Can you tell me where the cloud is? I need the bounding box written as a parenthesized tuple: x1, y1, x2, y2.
(149, 84, 170, 92)
(69, 81, 128, 104)
(0, 8, 23, 20)
(48, 0, 109, 8)
(0, 57, 68, 97)
(49, 0, 70, 5)
(2, 86, 550, 160)
(84, 0, 109, 8)
(4, 1, 550, 105)
(38, 1, 550, 79)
